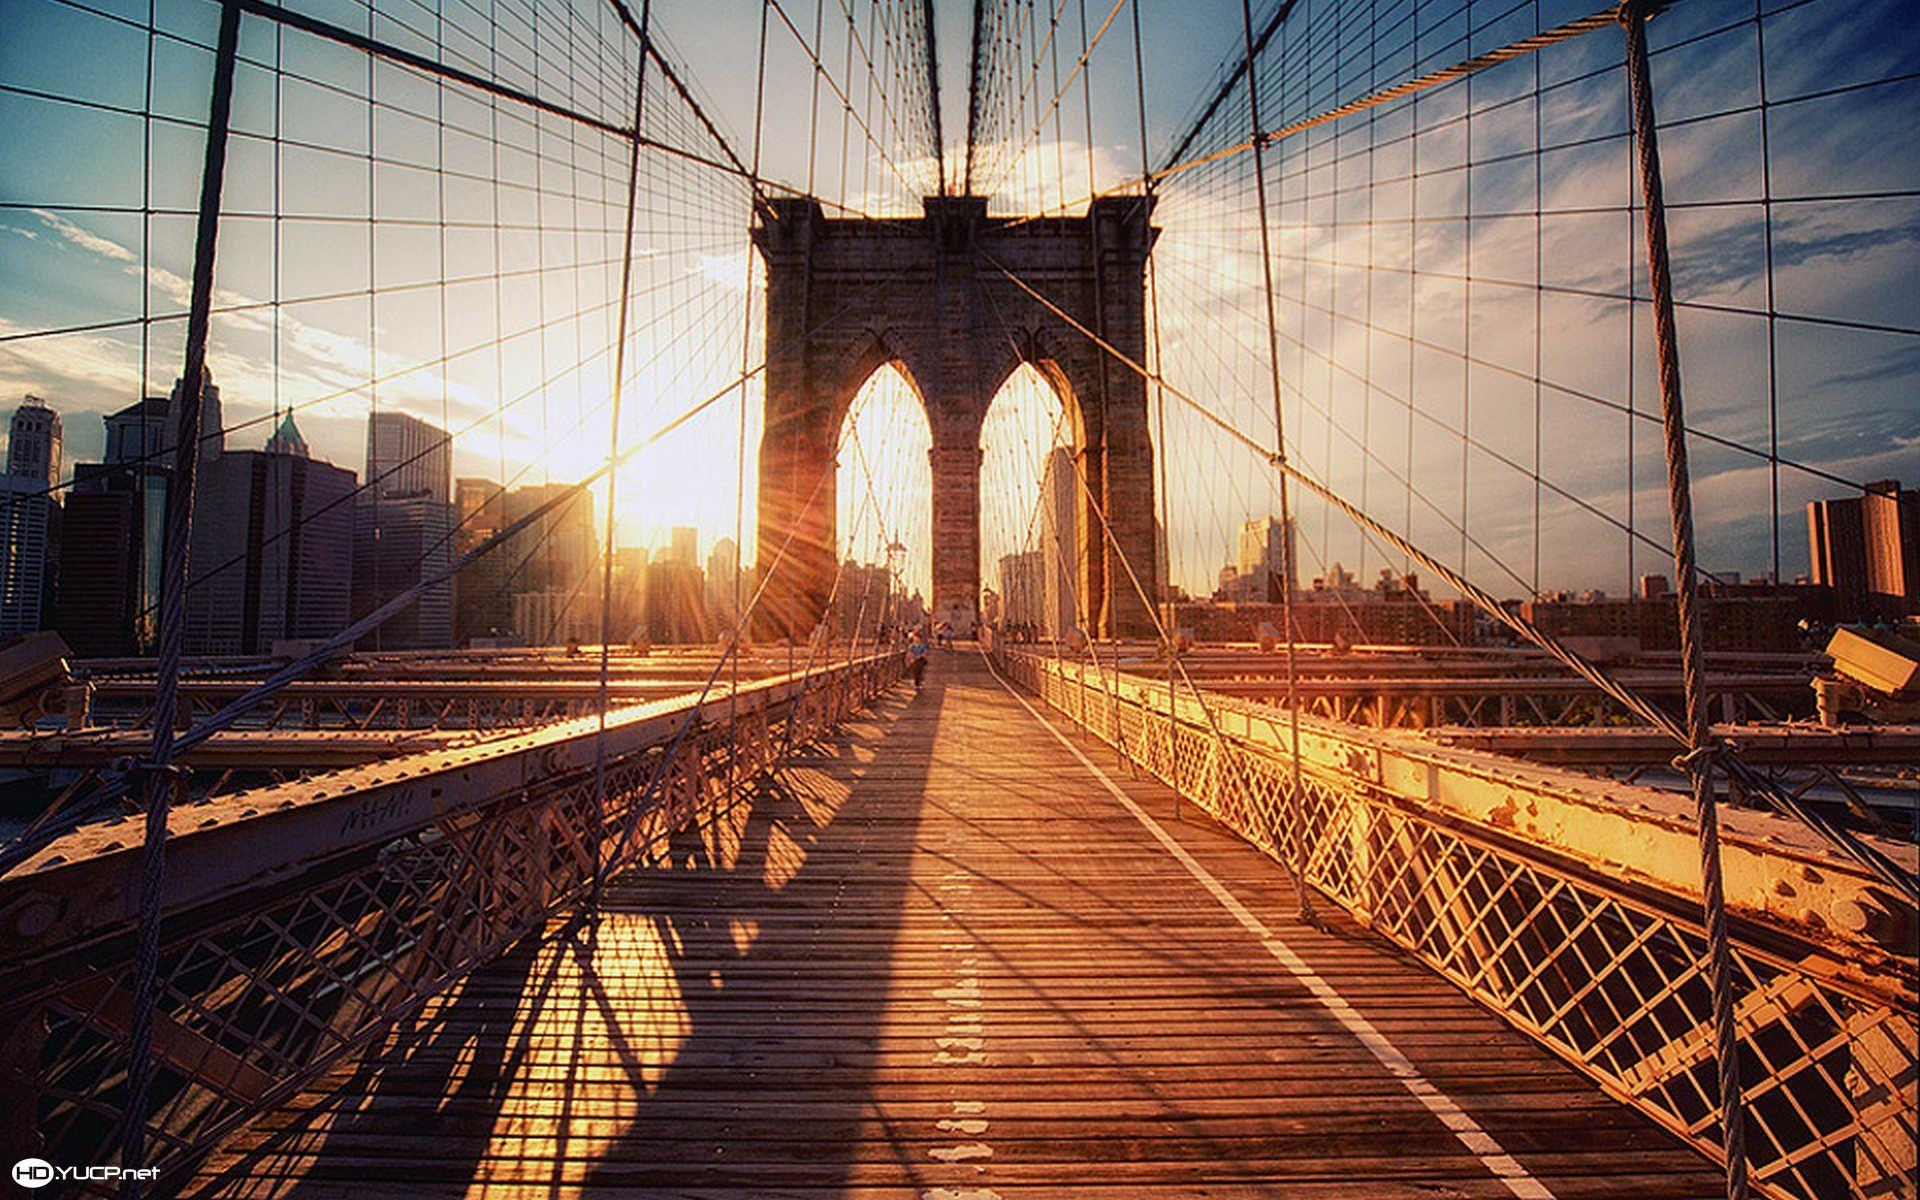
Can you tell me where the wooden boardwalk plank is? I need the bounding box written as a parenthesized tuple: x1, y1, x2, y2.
(185, 654, 1722, 1199)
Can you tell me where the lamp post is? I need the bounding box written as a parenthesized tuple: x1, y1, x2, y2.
(885, 539, 907, 643)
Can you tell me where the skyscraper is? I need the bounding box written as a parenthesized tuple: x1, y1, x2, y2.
(669, 525, 698, 566)
(183, 415, 355, 655)
(1039, 446, 1079, 637)
(452, 477, 510, 644)
(365, 410, 451, 503)
(1809, 480, 1919, 620)
(0, 396, 61, 636)
(707, 536, 740, 626)
(999, 550, 1046, 629)
(645, 557, 709, 644)
(8, 395, 60, 489)
(103, 370, 224, 468)
(1808, 493, 1868, 616)
(1862, 480, 1919, 616)
(354, 492, 455, 649)
(58, 371, 228, 652)
(54, 473, 139, 655)
(354, 412, 455, 649)
(1237, 516, 1295, 602)
(496, 483, 596, 645)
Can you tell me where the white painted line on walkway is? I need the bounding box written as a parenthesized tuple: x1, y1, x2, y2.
(981, 653, 1557, 1200)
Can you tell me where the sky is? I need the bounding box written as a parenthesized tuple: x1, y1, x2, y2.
(1, 0, 1916, 603)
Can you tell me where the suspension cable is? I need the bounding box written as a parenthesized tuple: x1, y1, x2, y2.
(985, 250, 1920, 904)
(1619, 4, 1748, 1194)
(1237, 0, 1315, 926)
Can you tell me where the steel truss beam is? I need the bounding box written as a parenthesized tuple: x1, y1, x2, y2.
(0, 653, 904, 1189)
(1000, 648, 1917, 1200)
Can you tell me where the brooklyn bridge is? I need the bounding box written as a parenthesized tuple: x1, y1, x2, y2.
(0, 0, 1913, 1198)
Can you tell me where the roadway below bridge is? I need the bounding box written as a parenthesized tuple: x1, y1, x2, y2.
(184, 651, 1723, 1199)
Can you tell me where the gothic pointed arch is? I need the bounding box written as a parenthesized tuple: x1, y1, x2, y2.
(752, 193, 1158, 639)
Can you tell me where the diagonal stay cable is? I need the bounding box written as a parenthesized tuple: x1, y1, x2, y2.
(1001, 1, 1627, 230)
(0, 271, 906, 878)
(985, 251, 1919, 904)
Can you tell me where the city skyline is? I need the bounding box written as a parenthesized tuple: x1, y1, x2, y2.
(0, 387, 829, 653)
(6, 0, 1917, 608)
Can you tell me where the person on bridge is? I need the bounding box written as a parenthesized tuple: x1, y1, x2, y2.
(908, 634, 929, 692)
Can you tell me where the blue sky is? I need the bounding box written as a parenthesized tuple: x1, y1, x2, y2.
(1, 0, 1916, 598)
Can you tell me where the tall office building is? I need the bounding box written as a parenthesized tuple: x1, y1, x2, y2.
(365, 410, 451, 503)
(1862, 481, 1919, 615)
(8, 395, 61, 489)
(611, 546, 648, 643)
(497, 483, 596, 645)
(103, 370, 224, 468)
(0, 396, 62, 636)
(1237, 516, 1295, 603)
(183, 415, 356, 655)
(1039, 446, 1079, 637)
(707, 536, 740, 626)
(452, 477, 510, 644)
(54, 468, 140, 655)
(645, 557, 709, 644)
(0, 477, 57, 637)
(55, 371, 228, 652)
(998, 550, 1046, 629)
(1809, 494, 1868, 616)
(1809, 480, 1918, 620)
(669, 525, 698, 566)
(455, 476, 506, 532)
(354, 412, 455, 649)
(354, 493, 454, 649)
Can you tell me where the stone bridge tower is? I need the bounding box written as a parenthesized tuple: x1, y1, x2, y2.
(752, 193, 1159, 640)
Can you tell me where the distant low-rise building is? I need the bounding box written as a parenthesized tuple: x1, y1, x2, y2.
(1521, 582, 1831, 655)
(1169, 598, 1476, 647)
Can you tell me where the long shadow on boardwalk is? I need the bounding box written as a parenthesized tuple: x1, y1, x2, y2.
(184, 684, 933, 1199)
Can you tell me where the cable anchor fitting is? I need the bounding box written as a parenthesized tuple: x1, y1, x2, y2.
(1669, 738, 1739, 777)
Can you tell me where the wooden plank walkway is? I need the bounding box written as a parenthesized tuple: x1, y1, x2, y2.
(186, 652, 1723, 1199)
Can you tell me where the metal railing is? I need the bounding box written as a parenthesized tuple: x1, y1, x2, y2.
(999, 648, 1917, 1200)
(0, 651, 902, 1190)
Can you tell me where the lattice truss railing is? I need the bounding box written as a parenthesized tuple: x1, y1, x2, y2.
(93, 686, 600, 734)
(1264, 680, 1806, 731)
(0, 653, 901, 1189)
(84, 684, 653, 734)
(1001, 650, 1917, 1200)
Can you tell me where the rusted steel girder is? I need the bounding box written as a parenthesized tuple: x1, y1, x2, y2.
(0, 654, 900, 976)
(1425, 724, 1920, 769)
(0, 728, 475, 770)
(0, 651, 903, 1187)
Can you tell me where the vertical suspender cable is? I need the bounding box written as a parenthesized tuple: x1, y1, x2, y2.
(1619, 4, 1748, 1197)
(805, 0, 826, 195)
(923, 0, 946, 195)
(593, 0, 653, 909)
(1130, 0, 1179, 811)
(734, 0, 772, 797)
(1237, 0, 1316, 926)
(964, 0, 989, 194)
(120, 2, 241, 1191)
